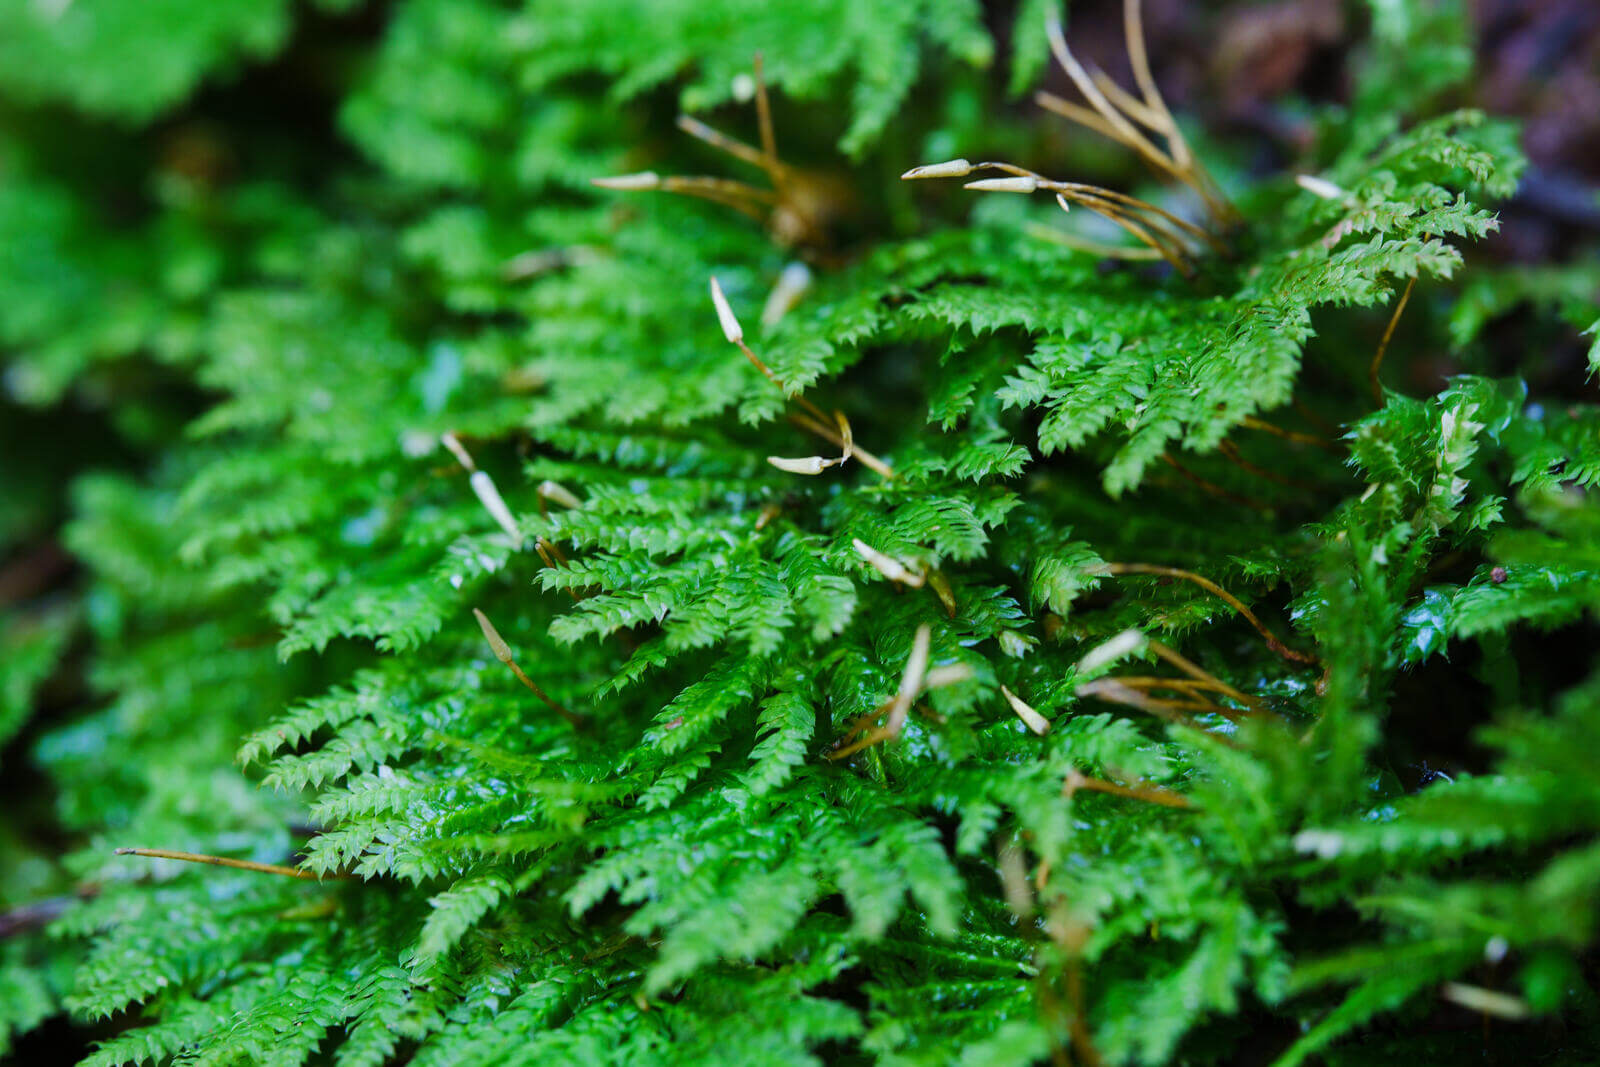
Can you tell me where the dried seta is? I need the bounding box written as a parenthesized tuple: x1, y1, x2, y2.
(591, 55, 852, 252)
(767, 455, 837, 475)
(1001, 684, 1052, 735)
(442, 432, 522, 545)
(852, 537, 925, 587)
(474, 608, 586, 729)
(902, 0, 1238, 277)
(829, 624, 972, 759)
(710, 278, 894, 479)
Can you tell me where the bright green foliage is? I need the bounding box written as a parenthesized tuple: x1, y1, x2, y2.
(0, 0, 291, 120)
(4, 0, 1600, 1064)
(520, 0, 993, 157)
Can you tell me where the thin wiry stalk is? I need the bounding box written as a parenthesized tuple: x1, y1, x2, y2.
(1118, 0, 1238, 222)
(1370, 275, 1418, 405)
(1216, 440, 1320, 490)
(1091, 69, 1171, 138)
(1158, 453, 1270, 511)
(661, 175, 775, 207)
(1102, 562, 1318, 666)
(1062, 767, 1194, 809)
(1076, 679, 1245, 747)
(828, 626, 967, 760)
(970, 159, 1221, 255)
(1037, 2, 1236, 226)
(474, 608, 586, 730)
(1069, 198, 1195, 276)
(1024, 223, 1164, 260)
(1045, 16, 1180, 189)
(1109, 676, 1245, 721)
(904, 134, 1223, 275)
(1034, 90, 1126, 145)
(595, 58, 838, 251)
(1122, 0, 1187, 165)
(1055, 186, 1197, 270)
(1241, 415, 1341, 451)
(676, 115, 771, 174)
(1145, 638, 1264, 712)
(712, 278, 894, 479)
(1057, 180, 1225, 252)
(1076, 679, 1223, 717)
(114, 848, 333, 880)
(752, 53, 783, 195)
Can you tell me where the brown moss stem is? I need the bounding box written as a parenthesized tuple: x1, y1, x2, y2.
(1103, 563, 1318, 666)
(474, 608, 587, 729)
(1062, 768, 1193, 809)
(1158, 453, 1270, 511)
(1370, 275, 1417, 406)
(114, 848, 332, 881)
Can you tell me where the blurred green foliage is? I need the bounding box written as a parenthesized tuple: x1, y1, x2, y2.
(2, 0, 1598, 1063)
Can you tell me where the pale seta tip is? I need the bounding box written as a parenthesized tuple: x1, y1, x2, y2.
(709, 276, 744, 344)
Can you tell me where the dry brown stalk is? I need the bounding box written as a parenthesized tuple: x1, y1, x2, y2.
(1102, 563, 1317, 666)
(712, 278, 894, 479)
(828, 626, 977, 759)
(114, 848, 337, 881)
(1145, 638, 1264, 711)
(1370, 275, 1418, 405)
(474, 608, 587, 729)
(1158, 453, 1270, 511)
(1062, 767, 1193, 809)
(593, 55, 849, 251)
(1240, 416, 1340, 451)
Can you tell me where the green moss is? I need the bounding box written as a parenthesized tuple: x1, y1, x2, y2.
(3, 0, 1598, 1063)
